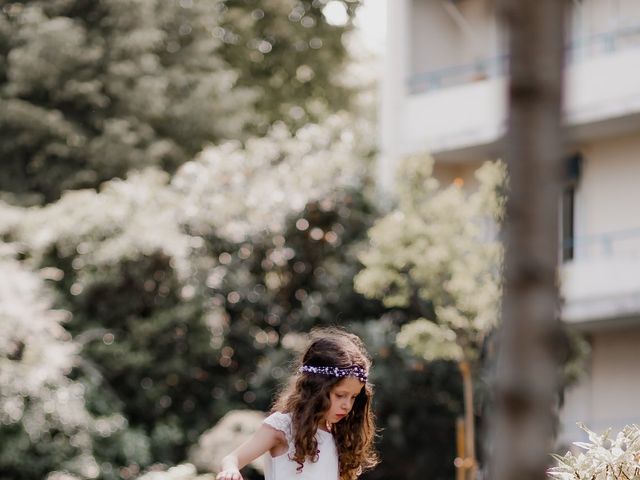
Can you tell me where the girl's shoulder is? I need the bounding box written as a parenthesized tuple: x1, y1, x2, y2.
(263, 411, 293, 438)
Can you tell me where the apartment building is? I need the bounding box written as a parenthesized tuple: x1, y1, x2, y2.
(379, 0, 640, 445)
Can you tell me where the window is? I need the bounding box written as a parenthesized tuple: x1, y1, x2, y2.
(561, 153, 582, 262)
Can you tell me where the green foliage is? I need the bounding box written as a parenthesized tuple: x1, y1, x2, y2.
(0, 113, 400, 479)
(0, 0, 364, 204)
(0, 0, 256, 203)
(0, 116, 469, 479)
(219, 0, 362, 131)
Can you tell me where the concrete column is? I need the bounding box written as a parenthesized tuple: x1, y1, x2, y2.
(377, 0, 411, 200)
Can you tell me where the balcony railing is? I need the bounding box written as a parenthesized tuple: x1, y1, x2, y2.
(408, 23, 640, 95)
(407, 54, 507, 94)
(565, 227, 640, 261)
(561, 228, 640, 323)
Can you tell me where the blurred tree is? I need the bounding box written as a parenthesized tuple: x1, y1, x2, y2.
(0, 112, 469, 480)
(0, 2, 475, 477)
(0, 115, 352, 475)
(355, 155, 507, 479)
(0, 0, 364, 204)
(219, 0, 362, 132)
(491, 1, 568, 479)
(354, 319, 463, 480)
(0, 0, 257, 204)
(188, 410, 265, 474)
(0, 256, 117, 480)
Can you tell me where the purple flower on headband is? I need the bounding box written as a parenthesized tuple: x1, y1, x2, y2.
(298, 364, 368, 383)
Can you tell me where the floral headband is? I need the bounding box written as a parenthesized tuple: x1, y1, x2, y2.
(299, 364, 368, 383)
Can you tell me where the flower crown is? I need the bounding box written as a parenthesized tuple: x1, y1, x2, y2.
(298, 364, 368, 383)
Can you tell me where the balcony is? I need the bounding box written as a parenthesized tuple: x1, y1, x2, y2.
(399, 24, 640, 158)
(561, 228, 640, 328)
(409, 23, 640, 95)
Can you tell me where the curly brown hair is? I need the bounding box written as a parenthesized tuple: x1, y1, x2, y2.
(271, 327, 379, 480)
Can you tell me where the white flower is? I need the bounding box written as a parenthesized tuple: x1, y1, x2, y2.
(548, 423, 640, 480)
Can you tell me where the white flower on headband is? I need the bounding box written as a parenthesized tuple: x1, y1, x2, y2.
(298, 364, 368, 382)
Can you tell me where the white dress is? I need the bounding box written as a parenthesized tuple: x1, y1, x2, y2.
(262, 411, 339, 480)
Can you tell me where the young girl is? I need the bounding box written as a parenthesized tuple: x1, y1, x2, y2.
(216, 327, 379, 480)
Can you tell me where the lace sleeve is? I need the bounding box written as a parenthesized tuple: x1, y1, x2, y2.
(263, 411, 293, 445)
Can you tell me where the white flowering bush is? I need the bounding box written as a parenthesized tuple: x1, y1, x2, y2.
(0, 257, 108, 478)
(9, 169, 195, 281)
(355, 154, 506, 364)
(5, 112, 372, 261)
(173, 112, 372, 242)
(135, 463, 214, 480)
(188, 410, 265, 474)
(0, 111, 374, 478)
(548, 423, 640, 479)
(354, 154, 506, 474)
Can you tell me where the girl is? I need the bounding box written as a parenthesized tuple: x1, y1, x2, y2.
(216, 327, 379, 480)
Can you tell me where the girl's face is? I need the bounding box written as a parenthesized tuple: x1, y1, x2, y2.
(325, 377, 364, 424)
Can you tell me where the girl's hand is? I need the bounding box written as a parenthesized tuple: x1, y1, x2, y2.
(216, 423, 283, 480)
(216, 468, 243, 480)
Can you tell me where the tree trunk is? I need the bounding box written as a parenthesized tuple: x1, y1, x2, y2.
(455, 416, 466, 480)
(490, 1, 569, 480)
(459, 361, 476, 480)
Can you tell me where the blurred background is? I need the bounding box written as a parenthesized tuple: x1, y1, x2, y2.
(1, 1, 640, 479)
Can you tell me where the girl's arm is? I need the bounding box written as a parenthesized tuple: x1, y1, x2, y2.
(216, 423, 285, 480)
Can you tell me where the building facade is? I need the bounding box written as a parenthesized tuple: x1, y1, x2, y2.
(380, 0, 640, 446)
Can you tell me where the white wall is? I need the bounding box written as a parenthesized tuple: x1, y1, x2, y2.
(392, 32, 640, 159)
(383, 0, 640, 449)
(561, 133, 640, 324)
(591, 328, 640, 430)
(410, 0, 462, 75)
(572, 0, 640, 37)
(575, 133, 640, 258)
(560, 326, 640, 448)
(558, 354, 592, 446)
(561, 327, 640, 444)
(409, 0, 500, 77)
(559, 133, 640, 442)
